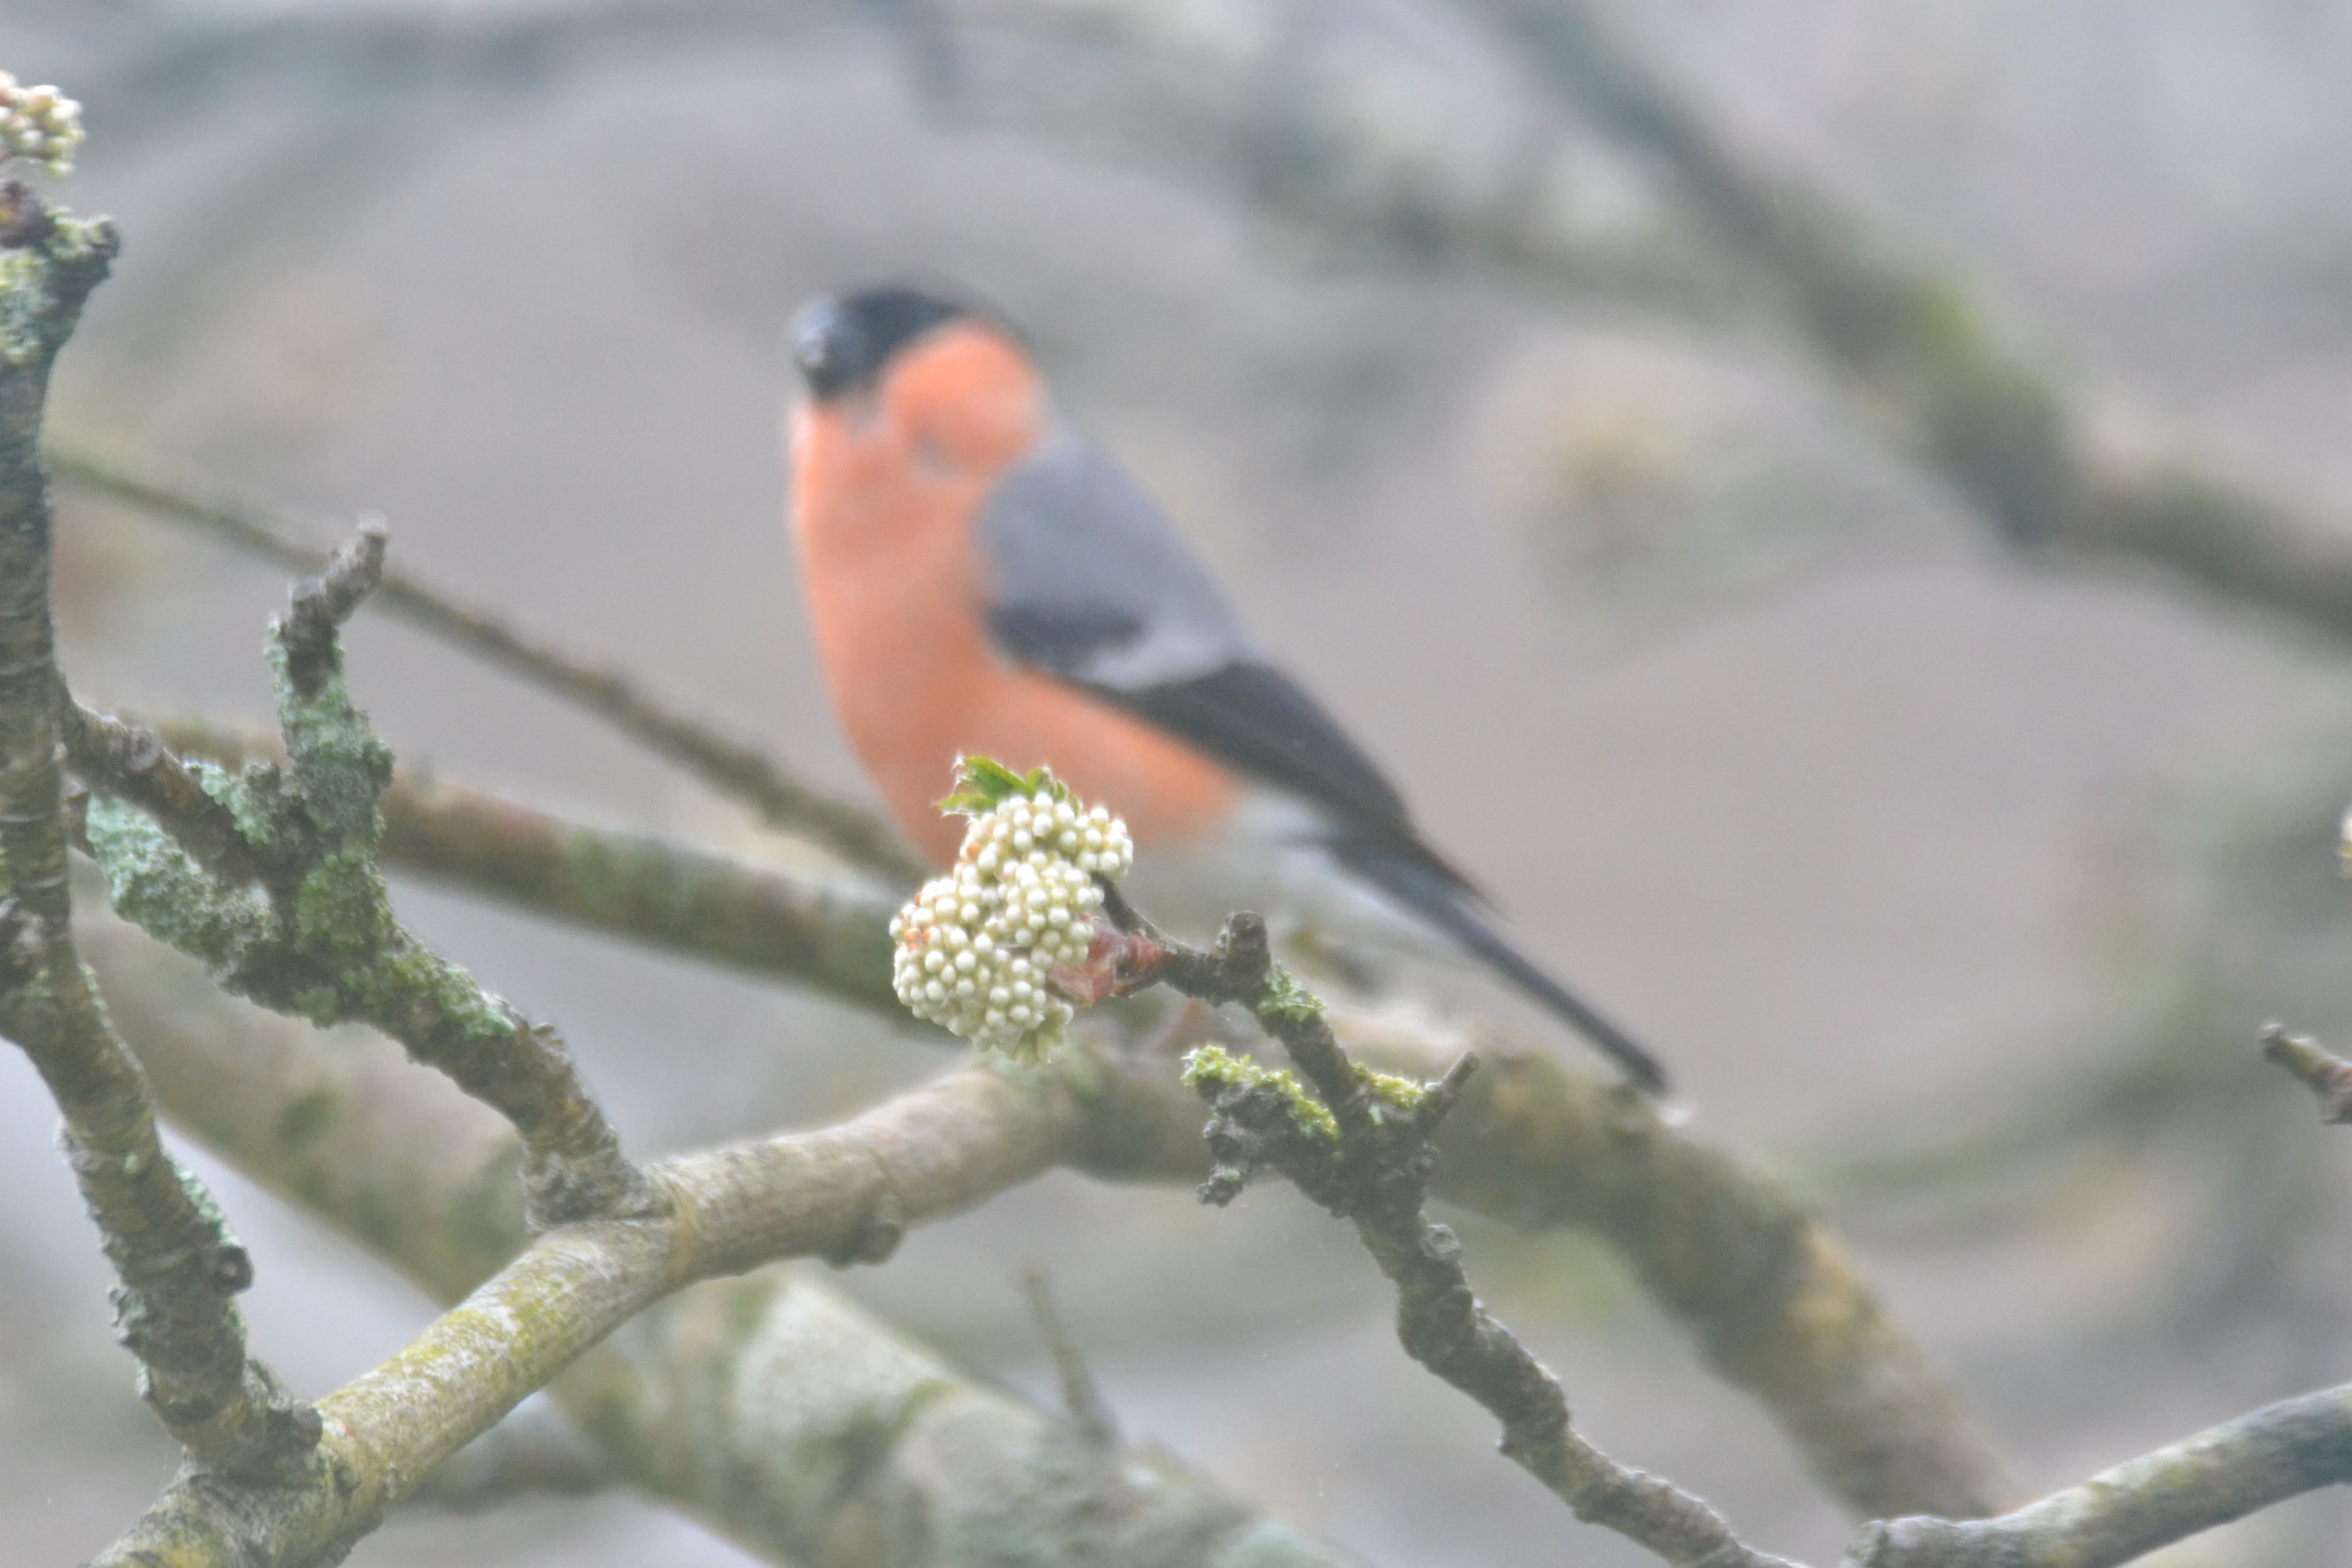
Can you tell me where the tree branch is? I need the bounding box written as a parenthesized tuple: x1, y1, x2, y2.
(126, 711, 904, 1015)
(401, 1397, 611, 1513)
(1851, 1384, 2352, 1568)
(85, 715, 2013, 1521)
(84, 881, 2352, 1568)
(77, 527, 647, 1226)
(1340, 1014, 2013, 1522)
(1475, 0, 2352, 647)
(1125, 908, 2352, 1568)
(75, 909, 1341, 1566)
(51, 444, 926, 885)
(0, 205, 316, 1478)
(2260, 1021, 2352, 1125)
(1138, 911, 1797, 1567)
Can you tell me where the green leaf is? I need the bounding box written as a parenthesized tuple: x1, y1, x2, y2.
(936, 755, 1073, 817)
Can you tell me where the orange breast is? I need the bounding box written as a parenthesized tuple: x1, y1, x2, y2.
(789, 323, 1237, 866)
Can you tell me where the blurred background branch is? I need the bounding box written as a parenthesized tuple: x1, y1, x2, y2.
(55, 447, 924, 884)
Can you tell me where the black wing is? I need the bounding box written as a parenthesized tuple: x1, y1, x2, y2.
(976, 432, 1440, 866)
(974, 429, 1668, 1089)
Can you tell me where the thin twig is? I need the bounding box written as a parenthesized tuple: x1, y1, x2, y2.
(279, 515, 387, 699)
(52, 445, 927, 884)
(59, 699, 280, 886)
(2260, 1021, 2352, 1125)
(83, 719, 2011, 1519)
(1020, 1265, 1120, 1449)
(1140, 911, 1796, 1568)
(1344, 1011, 2013, 1521)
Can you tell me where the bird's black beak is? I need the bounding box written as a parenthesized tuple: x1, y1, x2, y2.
(789, 297, 862, 400)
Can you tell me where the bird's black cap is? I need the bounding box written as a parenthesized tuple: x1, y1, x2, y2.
(789, 285, 968, 400)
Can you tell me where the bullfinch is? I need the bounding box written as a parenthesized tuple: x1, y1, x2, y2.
(785, 283, 1669, 1094)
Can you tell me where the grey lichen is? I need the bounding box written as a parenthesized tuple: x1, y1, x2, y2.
(86, 607, 517, 1045)
(192, 757, 293, 853)
(85, 797, 279, 985)
(0, 213, 115, 365)
(271, 646, 393, 844)
(78, 524, 642, 1230)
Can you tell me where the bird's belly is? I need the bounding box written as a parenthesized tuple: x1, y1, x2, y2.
(819, 583, 1237, 865)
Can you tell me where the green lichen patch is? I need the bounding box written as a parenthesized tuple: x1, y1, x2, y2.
(0, 214, 117, 366)
(271, 652, 393, 846)
(341, 939, 517, 1048)
(1256, 969, 1325, 1027)
(1181, 1045, 1339, 1143)
(292, 848, 393, 961)
(193, 758, 295, 850)
(1352, 1064, 1427, 1118)
(86, 798, 278, 983)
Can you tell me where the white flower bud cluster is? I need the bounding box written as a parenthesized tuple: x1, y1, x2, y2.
(889, 788, 1136, 1058)
(0, 76, 83, 178)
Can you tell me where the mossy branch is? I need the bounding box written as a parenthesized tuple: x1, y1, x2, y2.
(86, 884, 2352, 1568)
(122, 711, 903, 1015)
(76, 524, 647, 1227)
(1359, 1015, 2011, 1521)
(1127, 909, 2352, 1568)
(0, 205, 315, 1478)
(88, 711, 2011, 1521)
(75, 909, 1341, 1567)
(1134, 911, 1797, 1567)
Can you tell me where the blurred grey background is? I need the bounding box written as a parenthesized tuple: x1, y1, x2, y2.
(7, 1, 2352, 1563)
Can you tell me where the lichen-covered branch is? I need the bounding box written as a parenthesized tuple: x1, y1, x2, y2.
(87, 885, 2352, 1568)
(61, 700, 280, 886)
(2259, 1021, 2352, 1125)
(94, 1052, 1097, 1564)
(135, 711, 902, 1015)
(77, 528, 645, 1226)
(75, 910, 1337, 1567)
(1144, 912, 1796, 1568)
(0, 206, 315, 1478)
(52, 444, 925, 884)
(1849, 1383, 2352, 1568)
(90, 716, 2011, 1521)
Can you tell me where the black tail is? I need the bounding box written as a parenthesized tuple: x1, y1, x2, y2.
(1334, 841, 1671, 1096)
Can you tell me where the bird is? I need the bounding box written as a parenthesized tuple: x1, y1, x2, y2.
(783, 282, 1669, 1094)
